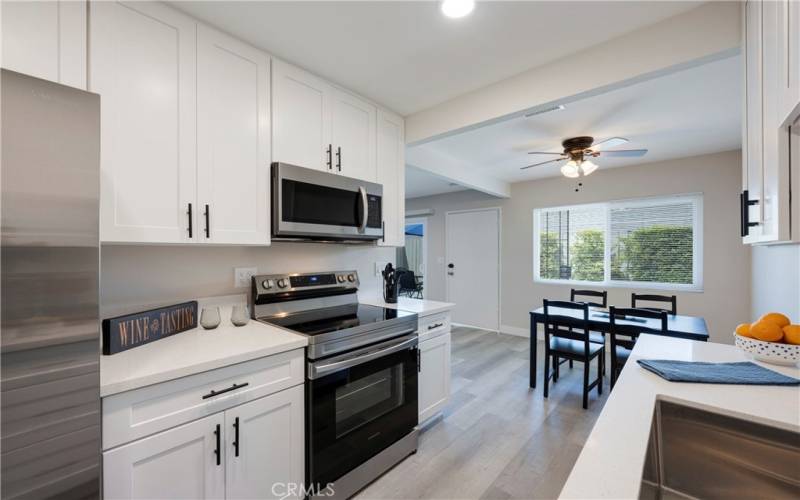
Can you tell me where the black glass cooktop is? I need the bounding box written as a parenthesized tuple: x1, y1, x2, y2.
(259, 303, 413, 337)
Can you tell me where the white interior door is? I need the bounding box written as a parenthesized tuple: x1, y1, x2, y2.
(445, 209, 500, 331)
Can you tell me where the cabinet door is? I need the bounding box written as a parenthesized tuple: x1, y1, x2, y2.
(778, 0, 800, 125)
(1, 0, 86, 89)
(197, 25, 271, 245)
(331, 89, 377, 182)
(272, 59, 332, 172)
(103, 413, 225, 500)
(376, 109, 405, 247)
(226, 385, 304, 500)
(743, 0, 765, 243)
(418, 331, 451, 423)
(91, 1, 197, 244)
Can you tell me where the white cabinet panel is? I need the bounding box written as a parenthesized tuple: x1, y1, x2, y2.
(376, 109, 405, 247)
(272, 59, 332, 172)
(743, 0, 765, 243)
(332, 89, 377, 182)
(103, 413, 225, 500)
(226, 385, 304, 500)
(418, 331, 451, 424)
(778, 0, 800, 125)
(91, 1, 196, 243)
(197, 25, 271, 245)
(1, 0, 86, 89)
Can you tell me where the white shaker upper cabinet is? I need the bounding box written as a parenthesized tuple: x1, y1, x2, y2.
(103, 413, 225, 500)
(225, 386, 305, 500)
(376, 109, 405, 247)
(272, 59, 333, 173)
(331, 89, 377, 182)
(91, 1, 197, 244)
(1, 0, 87, 89)
(778, 0, 800, 125)
(197, 25, 271, 245)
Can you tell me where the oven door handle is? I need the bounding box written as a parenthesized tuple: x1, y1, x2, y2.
(309, 336, 418, 379)
(358, 186, 368, 233)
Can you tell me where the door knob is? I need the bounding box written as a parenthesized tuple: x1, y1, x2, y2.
(447, 263, 454, 269)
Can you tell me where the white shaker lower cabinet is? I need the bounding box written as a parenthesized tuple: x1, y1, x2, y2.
(417, 311, 452, 424)
(197, 24, 271, 245)
(103, 413, 226, 500)
(226, 385, 304, 500)
(376, 109, 406, 247)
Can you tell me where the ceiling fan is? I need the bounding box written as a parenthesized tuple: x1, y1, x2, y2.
(521, 136, 647, 178)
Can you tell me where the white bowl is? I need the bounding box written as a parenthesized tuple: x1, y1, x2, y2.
(734, 333, 800, 366)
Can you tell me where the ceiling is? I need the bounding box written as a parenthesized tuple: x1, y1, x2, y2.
(171, 1, 702, 115)
(407, 54, 741, 195)
(406, 165, 468, 199)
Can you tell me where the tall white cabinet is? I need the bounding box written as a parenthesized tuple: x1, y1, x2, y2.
(1, 0, 87, 89)
(377, 109, 406, 247)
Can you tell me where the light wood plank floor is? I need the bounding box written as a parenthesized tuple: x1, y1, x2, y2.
(355, 326, 610, 500)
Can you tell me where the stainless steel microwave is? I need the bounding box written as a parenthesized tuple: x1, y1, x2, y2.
(271, 162, 383, 242)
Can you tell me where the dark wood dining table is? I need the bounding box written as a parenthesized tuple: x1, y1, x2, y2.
(528, 306, 709, 388)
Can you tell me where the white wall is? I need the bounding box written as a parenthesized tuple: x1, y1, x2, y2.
(100, 244, 394, 317)
(406, 150, 750, 344)
(751, 244, 800, 323)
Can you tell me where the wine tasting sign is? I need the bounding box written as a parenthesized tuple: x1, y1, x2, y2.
(102, 301, 198, 355)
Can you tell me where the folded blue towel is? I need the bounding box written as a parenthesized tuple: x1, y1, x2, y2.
(637, 359, 800, 386)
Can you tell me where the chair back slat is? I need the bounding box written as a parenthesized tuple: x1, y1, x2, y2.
(570, 288, 608, 308)
(609, 306, 669, 340)
(631, 293, 677, 315)
(543, 299, 591, 354)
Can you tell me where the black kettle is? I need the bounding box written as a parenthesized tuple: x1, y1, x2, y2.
(381, 263, 405, 304)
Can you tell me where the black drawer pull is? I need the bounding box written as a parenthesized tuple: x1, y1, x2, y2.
(427, 322, 444, 330)
(202, 382, 249, 400)
(187, 203, 193, 238)
(204, 204, 210, 238)
(233, 416, 240, 457)
(214, 423, 221, 466)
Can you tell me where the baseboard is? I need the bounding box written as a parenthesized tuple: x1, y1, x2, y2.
(499, 324, 544, 340)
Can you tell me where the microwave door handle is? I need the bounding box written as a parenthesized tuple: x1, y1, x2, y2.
(358, 186, 368, 233)
(309, 336, 418, 379)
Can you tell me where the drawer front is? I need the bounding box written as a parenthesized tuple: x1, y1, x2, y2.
(418, 311, 451, 342)
(103, 348, 304, 450)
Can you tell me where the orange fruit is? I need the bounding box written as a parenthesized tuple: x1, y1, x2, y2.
(759, 312, 791, 329)
(750, 320, 784, 342)
(735, 323, 753, 338)
(783, 325, 800, 345)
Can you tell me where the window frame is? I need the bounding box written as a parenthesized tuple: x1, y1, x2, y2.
(532, 193, 704, 292)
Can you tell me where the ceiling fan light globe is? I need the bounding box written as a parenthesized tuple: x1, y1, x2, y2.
(581, 160, 599, 176)
(561, 161, 580, 178)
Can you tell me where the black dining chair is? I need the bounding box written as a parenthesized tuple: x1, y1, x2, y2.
(631, 293, 677, 315)
(543, 300, 604, 409)
(567, 289, 608, 373)
(397, 269, 423, 299)
(608, 306, 668, 389)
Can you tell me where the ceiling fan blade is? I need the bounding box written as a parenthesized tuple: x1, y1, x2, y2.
(527, 151, 564, 155)
(592, 137, 629, 150)
(597, 149, 648, 158)
(520, 158, 566, 170)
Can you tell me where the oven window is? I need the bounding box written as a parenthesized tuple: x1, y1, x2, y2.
(281, 179, 359, 227)
(335, 365, 404, 438)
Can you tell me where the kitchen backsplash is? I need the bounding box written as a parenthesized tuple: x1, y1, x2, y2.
(100, 243, 395, 317)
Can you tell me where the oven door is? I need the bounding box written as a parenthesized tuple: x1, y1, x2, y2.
(272, 162, 383, 240)
(307, 334, 418, 487)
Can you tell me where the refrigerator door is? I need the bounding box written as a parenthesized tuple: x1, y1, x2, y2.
(1, 69, 101, 499)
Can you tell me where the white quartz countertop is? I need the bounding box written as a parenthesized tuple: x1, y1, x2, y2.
(559, 334, 800, 499)
(100, 306, 307, 397)
(359, 296, 455, 317)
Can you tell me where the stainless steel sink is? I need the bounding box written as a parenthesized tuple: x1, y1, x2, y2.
(639, 398, 800, 500)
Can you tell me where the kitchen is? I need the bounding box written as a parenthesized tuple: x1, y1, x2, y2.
(1, 1, 799, 500)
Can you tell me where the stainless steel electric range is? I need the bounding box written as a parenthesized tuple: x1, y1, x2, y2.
(250, 270, 419, 500)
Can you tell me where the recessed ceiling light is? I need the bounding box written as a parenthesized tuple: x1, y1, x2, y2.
(441, 0, 475, 19)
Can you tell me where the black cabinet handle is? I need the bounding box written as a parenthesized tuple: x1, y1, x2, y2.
(202, 382, 249, 400)
(428, 323, 444, 330)
(336, 147, 341, 171)
(417, 349, 421, 372)
(204, 204, 210, 238)
(187, 203, 193, 238)
(326, 144, 333, 170)
(740, 190, 760, 237)
(214, 423, 221, 466)
(233, 417, 240, 457)
(381, 221, 385, 242)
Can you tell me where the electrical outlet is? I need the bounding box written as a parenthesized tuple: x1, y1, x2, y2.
(234, 267, 257, 288)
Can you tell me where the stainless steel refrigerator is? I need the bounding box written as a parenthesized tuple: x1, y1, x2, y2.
(1, 69, 101, 499)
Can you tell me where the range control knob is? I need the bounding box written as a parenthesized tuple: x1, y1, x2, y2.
(277, 278, 288, 288)
(262, 279, 272, 290)
(347, 274, 355, 282)
(337, 275, 345, 283)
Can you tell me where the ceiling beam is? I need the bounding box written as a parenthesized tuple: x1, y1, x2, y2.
(405, 1, 741, 146)
(406, 146, 511, 198)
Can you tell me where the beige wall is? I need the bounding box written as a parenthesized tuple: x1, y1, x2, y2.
(100, 244, 394, 317)
(406, 150, 750, 344)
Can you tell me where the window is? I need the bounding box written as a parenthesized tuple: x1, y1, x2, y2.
(533, 194, 703, 290)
